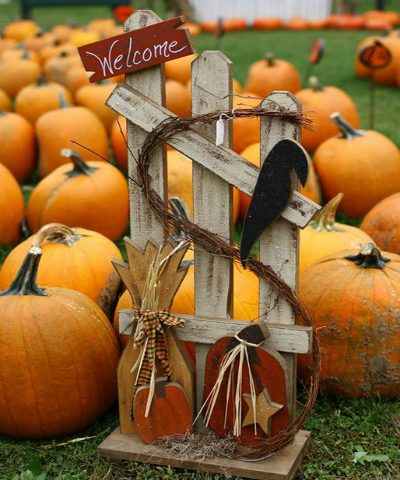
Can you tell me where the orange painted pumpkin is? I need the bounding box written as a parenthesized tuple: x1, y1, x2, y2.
(0, 56, 41, 98)
(75, 82, 117, 132)
(165, 79, 191, 117)
(0, 164, 24, 246)
(35, 95, 109, 177)
(296, 76, 360, 152)
(0, 223, 122, 313)
(2, 20, 39, 41)
(244, 53, 301, 98)
(27, 149, 129, 241)
(164, 53, 197, 84)
(15, 77, 73, 125)
(0, 88, 12, 111)
(238, 142, 321, 221)
(299, 243, 400, 398)
(361, 193, 400, 255)
(0, 111, 36, 182)
(0, 247, 120, 439)
(314, 113, 400, 218)
(300, 194, 373, 272)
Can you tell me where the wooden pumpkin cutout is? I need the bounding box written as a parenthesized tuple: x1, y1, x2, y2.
(203, 324, 289, 445)
(134, 377, 192, 444)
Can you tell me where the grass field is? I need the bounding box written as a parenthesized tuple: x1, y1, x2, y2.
(1, 1, 400, 479)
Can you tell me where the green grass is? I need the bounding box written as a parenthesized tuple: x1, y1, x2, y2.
(1, 1, 400, 479)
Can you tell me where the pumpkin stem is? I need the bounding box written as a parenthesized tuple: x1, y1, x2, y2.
(310, 193, 344, 232)
(346, 243, 391, 269)
(61, 148, 97, 177)
(37, 75, 48, 87)
(32, 223, 85, 248)
(0, 247, 46, 296)
(58, 92, 69, 109)
(331, 112, 364, 140)
(265, 52, 275, 66)
(308, 75, 323, 92)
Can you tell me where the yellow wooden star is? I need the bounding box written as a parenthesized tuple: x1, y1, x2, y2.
(242, 389, 283, 434)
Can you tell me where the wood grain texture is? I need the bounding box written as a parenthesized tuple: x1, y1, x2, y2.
(119, 310, 313, 355)
(259, 92, 302, 419)
(107, 83, 320, 228)
(124, 10, 166, 249)
(191, 51, 233, 427)
(99, 428, 311, 480)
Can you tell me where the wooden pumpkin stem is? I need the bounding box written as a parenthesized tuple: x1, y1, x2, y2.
(308, 75, 323, 92)
(61, 148, 97, 177)
(310, 193, 344, 232)
(32, 223, 84, 248)
(265, 52, 275, 66)
(331, 112, 364, 140)
(0, 247, 46, 296)
(37, 76, 48, 87)
(346, 243, 391, 269)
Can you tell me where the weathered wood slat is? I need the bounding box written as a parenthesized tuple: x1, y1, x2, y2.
(191, 51, 233, 427)
(118, 310, 313, 354)
(107, 82, 320, 228)
(259, 92, 301, 419)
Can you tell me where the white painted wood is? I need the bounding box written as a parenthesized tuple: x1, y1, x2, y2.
(119, 310, 313, 355)
(124, 10, 166, 250)
(107, 84, 320, 228)
(259, 91, 301, 419)
(191, 51, 233, 427)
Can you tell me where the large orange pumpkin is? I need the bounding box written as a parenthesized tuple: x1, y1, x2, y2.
(0, 111, 36, 182)
(35, 96, 109, 177)
(314, 113, 400, 218)
(110, 115, 127, 170)
(2, 20, 39, 41)
(253, 18, 283, 30)
(15, 77, 73, 125)
(237, 142, 321, 221)
(0, 164, 24, 246)
(27, 149, 129, 240)
(223, 18, 247, 31)
(0, 223, 122, 313)
(0, 56, 41, 98)
(361, 193, 400, 255)
(372, 37, 400, 86)
(44, 51, 81, 85)
(232, 92, 260, 153)
(64, 65, 90, 94)
(284, 18, 310, 30)
(0, 47, 39, 63)
(300, 243, 400, 398)
(0, 88, 12, 111)
(244, 53, 301, 98)
(355, 35, 379, 78)
(0, 247, 120, 439)
(296, 76, 360, 152)
(165, 79, 191, 117)
(75, 82, 117, 132)
(300, 193, 373, 272)
(69, 28, 100, 47)
(164, 53, 197, 84)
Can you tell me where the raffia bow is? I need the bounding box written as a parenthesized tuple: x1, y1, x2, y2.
(131, 308, 185, 416)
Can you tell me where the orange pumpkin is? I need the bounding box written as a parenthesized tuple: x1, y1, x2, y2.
(0, 48, 39, 63)
(164, 53, 197, 84)
(35, 95, 109, 177)
(0, 38, 17, 54)
(365, 18, 392, 30)
(355, 35, 379, 78)
(0, 164, 24, 246)
(0, 88, 12, 111)
(0, 247, 120, 439)
(296, 76, 360, 152)
(52, 24, 74, 42)
(300, 194, 373, 272)
(27, 149, 129, 241)
(39, 43, 77, 65)
(372, 37, 400, 86)
(223, 18, 247, 31)
(64, 65, 90, 94)
(0, 223, 122, 313)
(285, 18, 310, 30)
(75, 82, 117, 132)
(0, 111, 36, 181)
(165, 79, 191, 117)
(2, 20, 39, 42)
(232, 91, 260, 154)
(237, 142, 321, 220)
(24, 31, 57, 53)
(69, 28, 100, 47)
(110, 115, 127, 170)
(87, 18, 116, 37)
(44, 51, 81, 85)
(180, 22, 201, 36)
(314, 113, 400, 218)
(199, 21, 218, 33)
(15, 77, 73, 125)
(308, 19, 327, 29)
(0, 56, 41, 98)
(253, 18, 282, 30)
(334, 15, 365, 30)
(300, 243, 400, 398)
(363, 10, 400, 28)
(244, 53, 301, 98)
(361, 193, 400, 255)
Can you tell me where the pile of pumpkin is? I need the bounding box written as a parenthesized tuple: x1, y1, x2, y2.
(1, 16, 400, 442)
(355, 29, 400, 87)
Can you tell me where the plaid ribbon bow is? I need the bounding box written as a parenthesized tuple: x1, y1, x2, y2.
(132, 308, 185, 386)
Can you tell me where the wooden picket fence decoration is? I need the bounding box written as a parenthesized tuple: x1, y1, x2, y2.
(98, 9, 320, 480)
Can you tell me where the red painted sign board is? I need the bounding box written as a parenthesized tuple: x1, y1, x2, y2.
(78, 16, 194, 82)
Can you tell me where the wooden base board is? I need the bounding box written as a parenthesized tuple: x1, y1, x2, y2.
(99, 428, 310, 480)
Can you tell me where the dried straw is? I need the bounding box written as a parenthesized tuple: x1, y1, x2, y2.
(130, 105, 320, 461)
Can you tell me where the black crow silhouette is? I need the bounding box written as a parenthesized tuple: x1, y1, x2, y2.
(240, 139, 309, 267)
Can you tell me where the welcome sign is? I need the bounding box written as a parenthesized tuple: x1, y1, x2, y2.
(78, 16, 194, 82)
